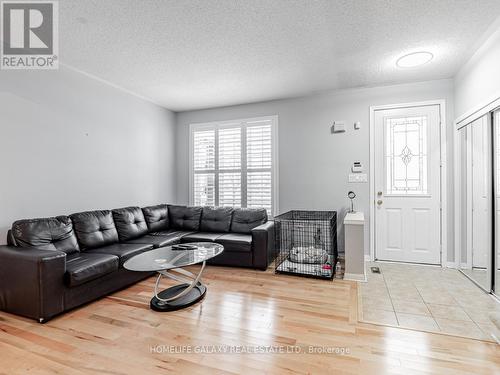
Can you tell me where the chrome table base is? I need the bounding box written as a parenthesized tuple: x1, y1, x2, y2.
(150, 261, 207, 311)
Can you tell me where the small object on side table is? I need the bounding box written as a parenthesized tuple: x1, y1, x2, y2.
(347, 191, 356, 213)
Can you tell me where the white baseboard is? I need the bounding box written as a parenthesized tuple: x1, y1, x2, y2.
(344, 273, 367, 282)
(446, 262, 458, 269)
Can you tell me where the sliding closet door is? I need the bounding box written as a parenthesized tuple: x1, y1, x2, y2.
(471, 117, 492, 271)
(460, 114, 493, 291)
(494, 110, 500, 296)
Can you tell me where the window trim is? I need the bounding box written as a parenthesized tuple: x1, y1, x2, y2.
(189, 115, 279, 217)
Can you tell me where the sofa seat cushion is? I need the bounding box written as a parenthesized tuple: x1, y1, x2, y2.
(125, 234, 179, 248)
(87, 243, 153, 265)
(181, 232, 224, 243)
(215, 233, 252, 253)
(149, 229, 195, 243)
(65, 253, 119, 287)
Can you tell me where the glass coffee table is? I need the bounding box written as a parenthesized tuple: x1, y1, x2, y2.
(123, 242, 223, 311)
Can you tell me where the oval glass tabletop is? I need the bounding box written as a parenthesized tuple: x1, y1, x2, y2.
(123, 242, 224, 272)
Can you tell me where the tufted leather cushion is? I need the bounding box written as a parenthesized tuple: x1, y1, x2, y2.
(215, 233, 252, 252)
(142, 204, 169, 232)
(147, 229, 196, 245)
(168, 205, 202, 231)
(181, 232, 224, 243)
(230, 208, 268, 234)
(12, 216, 80, 254)
(112, 207, 148, 241)
(70, 210, 119, 250)
(200, 207, 234, 233)
(65, 253, 119, 287)
(125, 234, 179, 248)
(6, 230, 16, 246)
(87, 243, 152, 265)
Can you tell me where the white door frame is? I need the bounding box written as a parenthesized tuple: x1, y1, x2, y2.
(369, 100, 447, 265)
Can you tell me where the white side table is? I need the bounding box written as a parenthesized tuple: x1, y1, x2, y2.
(343, 212, 366, 282)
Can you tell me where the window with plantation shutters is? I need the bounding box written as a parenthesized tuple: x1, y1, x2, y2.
(190, 116, 277, 216)
(246, 120, 273, 213)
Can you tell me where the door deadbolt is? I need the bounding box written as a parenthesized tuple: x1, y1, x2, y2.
(377, 200, 383, 205)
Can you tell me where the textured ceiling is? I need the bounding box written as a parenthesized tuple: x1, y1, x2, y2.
(60, 0, 500, 111)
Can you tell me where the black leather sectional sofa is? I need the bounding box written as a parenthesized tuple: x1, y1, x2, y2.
(0, 204, 274, 322)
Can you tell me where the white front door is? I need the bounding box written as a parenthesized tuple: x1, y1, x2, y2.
(374, 105, 441, 264)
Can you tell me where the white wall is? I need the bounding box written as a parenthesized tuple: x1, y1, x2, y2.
(455, 24, 500, 119)
(176, 80, 455, 259)
(0, 66, 177, 244)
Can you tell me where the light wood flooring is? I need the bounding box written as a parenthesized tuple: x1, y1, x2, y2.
(0, 265, 499, 374)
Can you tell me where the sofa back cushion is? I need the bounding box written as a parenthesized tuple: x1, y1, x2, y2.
(230, 208, 268, 234)
(70, 210, 119, 250)
(142, 204, 169, 232)
(168, 205, 202, 231)
(7, 230, 16, 246)
(12, 216, 80, 254)
(112, 207, 148, 241)
(200, 207, 234, 233)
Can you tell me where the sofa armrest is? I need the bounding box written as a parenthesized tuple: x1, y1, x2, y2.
(0, 245, 66, 322)
(251, 221, 275, 270)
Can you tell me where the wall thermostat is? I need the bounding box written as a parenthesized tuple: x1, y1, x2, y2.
(351, 161, 363, 173)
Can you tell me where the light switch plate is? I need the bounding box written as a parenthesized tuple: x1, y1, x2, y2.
(348, 173, 367, 183)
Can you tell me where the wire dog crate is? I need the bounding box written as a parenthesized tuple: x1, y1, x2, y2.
(275, 210, 337, 280)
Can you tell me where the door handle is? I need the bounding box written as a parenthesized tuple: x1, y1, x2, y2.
(377, 191, 383, 196)
(377, 200, 383, 205)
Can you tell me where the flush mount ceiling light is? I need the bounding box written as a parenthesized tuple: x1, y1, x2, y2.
(396, 52, 433, 68)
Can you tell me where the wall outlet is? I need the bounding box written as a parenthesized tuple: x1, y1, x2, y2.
(348, 173, 367, 183)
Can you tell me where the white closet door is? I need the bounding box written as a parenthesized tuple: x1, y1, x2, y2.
(494, 110, 500, 296)
(471, 115, 492, 269)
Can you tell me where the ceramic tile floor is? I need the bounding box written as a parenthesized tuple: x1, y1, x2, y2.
(461, 268, 488, 290)
(359, 262, 500, 342)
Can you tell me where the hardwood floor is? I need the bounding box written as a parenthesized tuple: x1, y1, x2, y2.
(0, 265, 499, 374)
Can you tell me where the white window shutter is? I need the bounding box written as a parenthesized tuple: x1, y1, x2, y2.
(247, 121, 273, 214)
(247, 122, 272, 169)
(247, 171, 272, 213)
(219, 172, 241, 207)
(193, 129, 216, 206)
(191, 117, 274, 214)
(218, 127, 241, 170)
(194, 173, 215, 206)
(193, 130, 215, 171)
